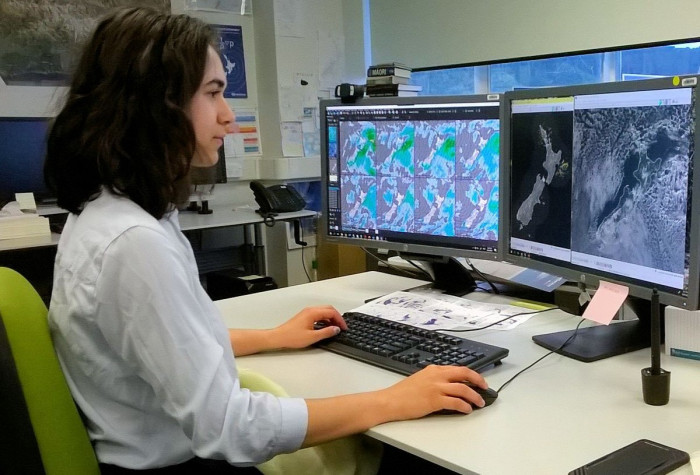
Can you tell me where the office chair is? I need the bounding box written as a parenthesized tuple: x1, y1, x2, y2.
(239, 368, 382, 475)
(0, 267, 99, 475)
(0, 266, 378, 474)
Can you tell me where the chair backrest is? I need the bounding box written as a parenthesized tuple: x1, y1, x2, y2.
(0, 267, 99, 475)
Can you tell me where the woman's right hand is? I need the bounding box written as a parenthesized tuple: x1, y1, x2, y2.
(302, 364, 489, 447)
(382, 364, 489, 418)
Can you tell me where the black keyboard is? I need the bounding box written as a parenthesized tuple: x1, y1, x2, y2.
(315, 311, 509, 375)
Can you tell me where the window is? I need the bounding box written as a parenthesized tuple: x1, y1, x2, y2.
(411, 38, 700, 95)
(620, 42, 700, 79)
(412, 66, 477, 95)
(488, 54, 604, 93)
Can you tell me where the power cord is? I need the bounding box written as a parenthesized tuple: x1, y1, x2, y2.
(495, 318, 586, 394)
(299, 225, 312, 282)
(465, 258, 499, 294)
(440, 306, 561, 333)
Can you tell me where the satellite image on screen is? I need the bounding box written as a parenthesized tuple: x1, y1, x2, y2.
(455, 119, 500, 240)
(571, 104, 692, 273)
(415, 177, 455, 236)
(415, 121, 456, 178)
(455, 179, 499, 240)
(457, 119, 500, 181)
(340, 121, 377, 176)
(340, 117, 499, 239)
(377, 176, 415, 232)
(511, 111, 573, 248)
(377, 121, 414, 176)
(341, 174, 377, 230)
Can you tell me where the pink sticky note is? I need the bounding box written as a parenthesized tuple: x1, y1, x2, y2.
(582, 280, 629, 325)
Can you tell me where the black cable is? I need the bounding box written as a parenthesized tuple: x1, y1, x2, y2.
(495, 318, 586, 394)
(465, 259, 499, 294)
(300, 226, 312, 282)
(440, 306, 560, 332)
(262, 213, 276, 227)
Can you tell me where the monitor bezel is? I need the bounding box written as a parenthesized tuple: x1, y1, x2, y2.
(499, 76, 700, 310)
(319, 93, 503, 262)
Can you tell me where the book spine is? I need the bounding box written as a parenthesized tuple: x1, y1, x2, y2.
(366, 75, 410, 85)
(366, 91, 418, 97)
(366, 84, 421, 94)
(367, 66, 410, 77)
(366, 91, 398, 97)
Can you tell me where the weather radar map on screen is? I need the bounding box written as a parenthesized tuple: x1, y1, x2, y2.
(322, 96, 500, 260)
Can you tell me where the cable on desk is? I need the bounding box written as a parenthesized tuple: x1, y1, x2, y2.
(440, 306, 560, 332)
(495, 318, 586, 394)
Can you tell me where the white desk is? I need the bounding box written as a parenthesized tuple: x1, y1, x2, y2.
(177, 206, 314, 232)
(1, 203, 315, 272)
(178, 205, 316, 275)
(217, 272, 700, 475)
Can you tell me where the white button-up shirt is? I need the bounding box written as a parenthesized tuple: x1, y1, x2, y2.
(48, 190, 307, 469)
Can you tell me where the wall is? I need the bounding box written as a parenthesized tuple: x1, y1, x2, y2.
(368, 0, 700, 69)
(252, 0, 346, 180)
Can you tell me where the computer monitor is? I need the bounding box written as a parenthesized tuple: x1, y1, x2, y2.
(0, 116, 53, 206)
(320, 94, 501, 294)
(501, 75, 700, 360)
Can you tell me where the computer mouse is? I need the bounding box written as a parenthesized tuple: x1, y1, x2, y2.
(469, 385, 498, 408)
(434, 385, 498, 415)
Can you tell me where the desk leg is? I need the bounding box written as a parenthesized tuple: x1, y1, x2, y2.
(246, 223, 266, 275)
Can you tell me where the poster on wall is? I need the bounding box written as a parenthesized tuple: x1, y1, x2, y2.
(0, 0, 169, 86)
(214, 25, 248, 99)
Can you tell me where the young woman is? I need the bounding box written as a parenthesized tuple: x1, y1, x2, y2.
(44, 7, 490, 473)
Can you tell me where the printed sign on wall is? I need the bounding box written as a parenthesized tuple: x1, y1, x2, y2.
(214, 25, 248, 98)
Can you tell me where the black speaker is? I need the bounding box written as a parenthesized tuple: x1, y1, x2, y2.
(335, 83, 365, 103)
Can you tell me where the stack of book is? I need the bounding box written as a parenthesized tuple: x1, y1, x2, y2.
(0, 200, 51, 240)
(0, 214, 50, 240)
(365, 62, 422, 97)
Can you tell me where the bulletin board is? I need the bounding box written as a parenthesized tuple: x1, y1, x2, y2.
(272, 0, 345, 158)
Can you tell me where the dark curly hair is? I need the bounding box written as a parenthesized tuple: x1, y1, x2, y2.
(44, 7, 217, 219)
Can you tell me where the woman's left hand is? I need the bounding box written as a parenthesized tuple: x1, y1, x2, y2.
(272, 305, 347, 349)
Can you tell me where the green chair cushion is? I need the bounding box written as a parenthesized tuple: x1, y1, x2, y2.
(0, 267, 99, 475)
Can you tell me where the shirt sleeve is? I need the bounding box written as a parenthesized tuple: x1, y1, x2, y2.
(94, 225, 308, 464)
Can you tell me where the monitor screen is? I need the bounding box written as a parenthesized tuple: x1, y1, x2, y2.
(0, 117, 53, 205)
(320, 95, 502, 268)
(501, 76, 700, 311)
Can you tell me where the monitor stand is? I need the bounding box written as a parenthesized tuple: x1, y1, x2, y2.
(398, 253, 477, 296)
(532, 296, 652, 362)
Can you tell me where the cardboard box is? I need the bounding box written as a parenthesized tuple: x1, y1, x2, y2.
(664, 306, 700, 361)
